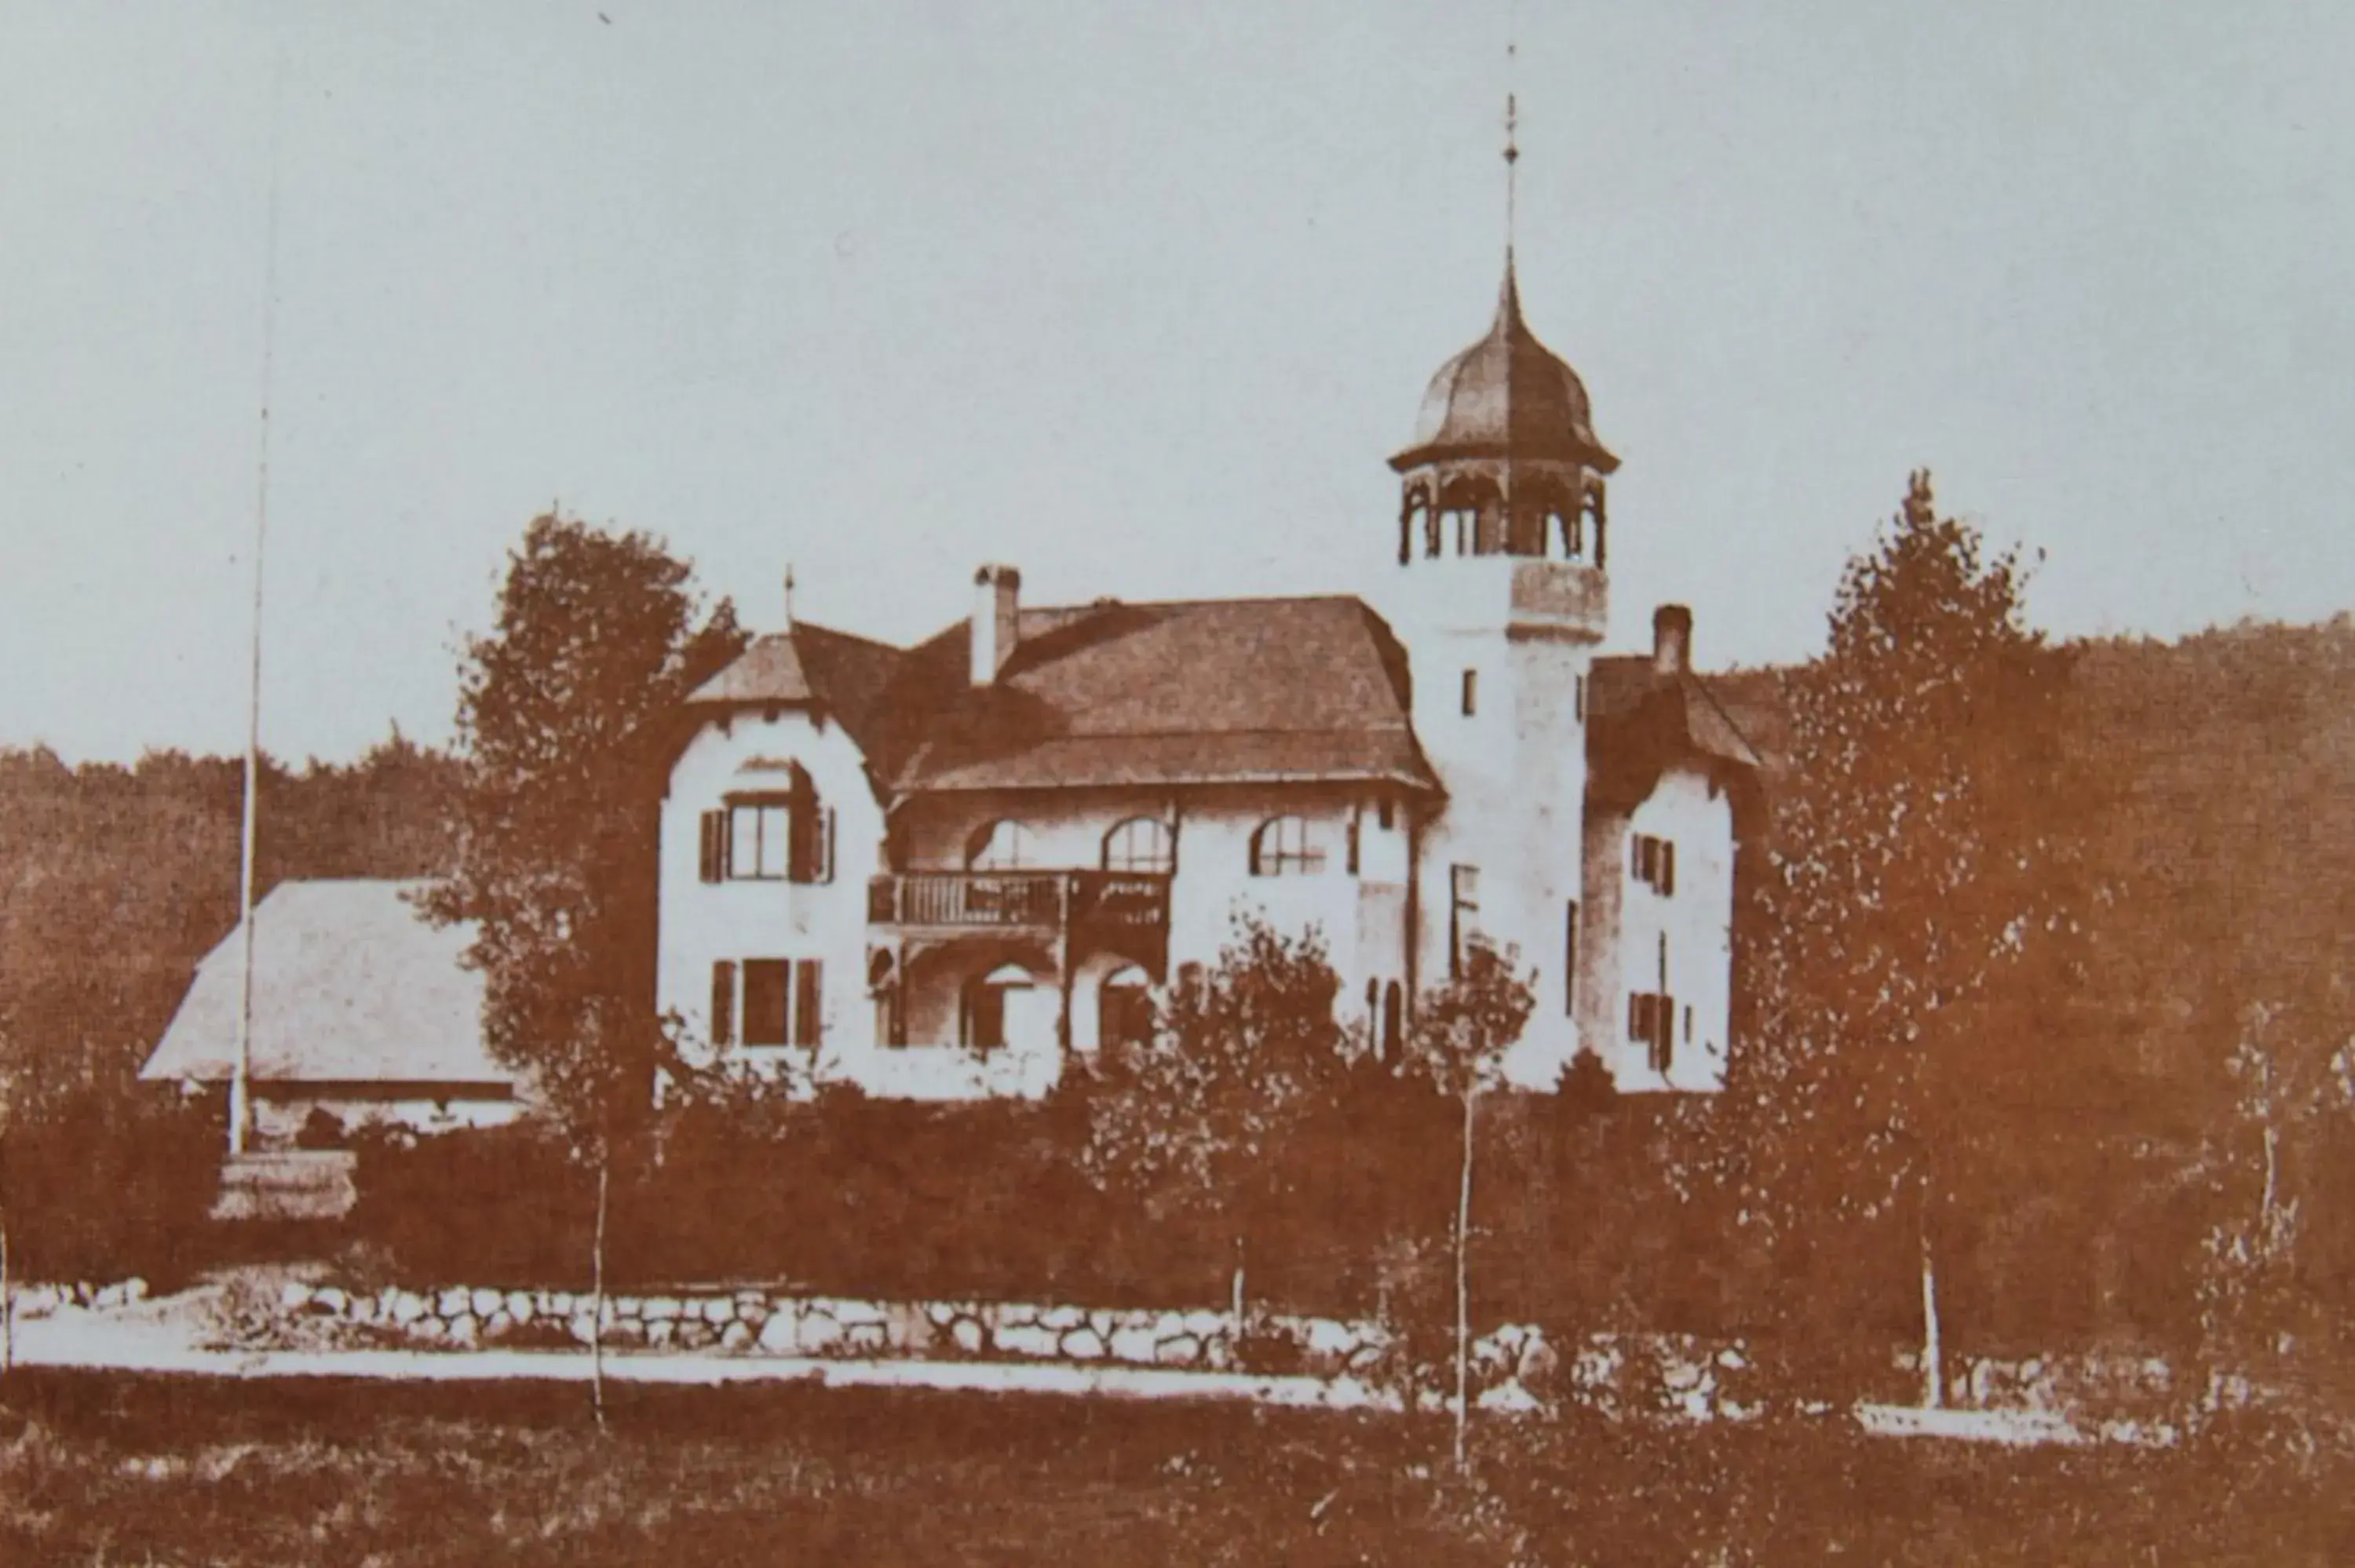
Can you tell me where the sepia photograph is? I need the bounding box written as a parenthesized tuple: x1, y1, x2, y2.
(3, 2, 2353, 1561)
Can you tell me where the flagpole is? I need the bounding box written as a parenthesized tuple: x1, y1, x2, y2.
(231, 81, 284, 1161)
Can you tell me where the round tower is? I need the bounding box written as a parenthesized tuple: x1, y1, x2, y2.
(1386, 253, 1614, 1086)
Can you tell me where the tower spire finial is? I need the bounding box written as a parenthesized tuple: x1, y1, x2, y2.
(1503, 1, 1520, 263)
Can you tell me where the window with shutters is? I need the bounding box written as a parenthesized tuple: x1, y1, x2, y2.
(706, 768, 833, 884)
(727, 801, 790, 881)
(1630, 833, 1677, 896)
(1625, 990, 1676, 1074)
(724, 957, 824, 1049)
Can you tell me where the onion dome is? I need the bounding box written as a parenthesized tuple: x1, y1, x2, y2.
(1390, 256, 1617, 475)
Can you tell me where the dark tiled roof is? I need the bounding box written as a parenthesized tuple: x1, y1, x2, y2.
(140, 880, 511, 1088)
(689, 633, 817, 705)
(1586, 655, 1763, 808)
(888, 596, 1439, 797)
(687, 621, 911, 765)
(688, 596, 1438, 799)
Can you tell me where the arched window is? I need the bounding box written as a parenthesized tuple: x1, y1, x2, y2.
(1444, 508, 1477, 556)
(1554, 507, 1582, 560)
(965, 819, 1034, 870)
(1399, 505, 1426, 566)
(1250, 815, 1324, 877)
(868, 949, 904, 1048)
(962, 962, 1035, 1052)
(1101, 817, 1174, 874)
(1100, 965, 1154, 1050)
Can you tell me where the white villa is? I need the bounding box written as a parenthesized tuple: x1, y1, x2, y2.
(658, 258, 1760, 1100)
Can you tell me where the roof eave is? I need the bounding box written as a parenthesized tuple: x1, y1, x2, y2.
(889, 765, 1445, 804)
(1388, 438, 1619, 474)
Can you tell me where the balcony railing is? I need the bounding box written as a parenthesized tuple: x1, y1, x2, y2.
(867, 870, 1170, 932)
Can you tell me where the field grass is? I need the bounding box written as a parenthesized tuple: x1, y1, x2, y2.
(2, 1372, 2352, 1565)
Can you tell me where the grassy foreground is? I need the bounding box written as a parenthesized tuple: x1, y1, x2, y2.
(2, 1372, 2351, 1565)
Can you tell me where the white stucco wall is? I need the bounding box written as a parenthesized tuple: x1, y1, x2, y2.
(1383, 559, 1597, 1090)
(1590, 764, 1736, 1093)
(657, 706, 888, 1086)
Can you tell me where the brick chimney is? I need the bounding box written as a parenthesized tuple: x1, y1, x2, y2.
(1653, 603, 1692, 676)
(971, 565, 1021, 685)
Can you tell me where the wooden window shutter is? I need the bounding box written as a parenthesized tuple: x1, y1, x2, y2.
(786, 762, 818, 883)
(1564, 900, 1579, 1016)
(793, 959, 823, 1047)
(710, 961, 736, 1046)
(1345, 816, 1360, 876)
(820, 806, 837, 884)
(1663, 841, 1677, 897)
(699, 810, 725, 883)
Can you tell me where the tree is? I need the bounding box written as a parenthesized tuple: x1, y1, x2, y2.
(2198, 1001, 2355, 1380)
(1403, 939, 1535, 1471)
(1741, 470, 2080, 1402)
(422, 512, 743, 1427)
(1083, 913, 1357, 1323)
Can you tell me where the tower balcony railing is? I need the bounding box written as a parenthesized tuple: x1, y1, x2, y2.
(867, 870, 1171, 934)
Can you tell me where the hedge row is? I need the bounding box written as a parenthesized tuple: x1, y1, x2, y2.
(344, 1085, 1802, 1338)
(1, 1088, 221, 1287)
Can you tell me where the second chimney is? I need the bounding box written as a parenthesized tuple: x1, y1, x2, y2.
(971, 564, 1021, 684)
(1653, 603, 1692, 676)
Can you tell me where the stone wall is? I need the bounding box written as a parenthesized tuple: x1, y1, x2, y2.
(272, 1281, 1384, 1376)
(263, 1281, 1765, 1419)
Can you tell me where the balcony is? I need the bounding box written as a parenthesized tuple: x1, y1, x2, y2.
(867, 870, 1171, 935)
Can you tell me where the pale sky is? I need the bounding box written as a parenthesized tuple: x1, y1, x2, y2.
(5, 1, 2352, 763)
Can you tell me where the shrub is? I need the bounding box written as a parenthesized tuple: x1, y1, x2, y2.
(1, 1086, 221, 1288)
(345, 1121, 594, 1287)
(294, 1107, 346, 1150)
